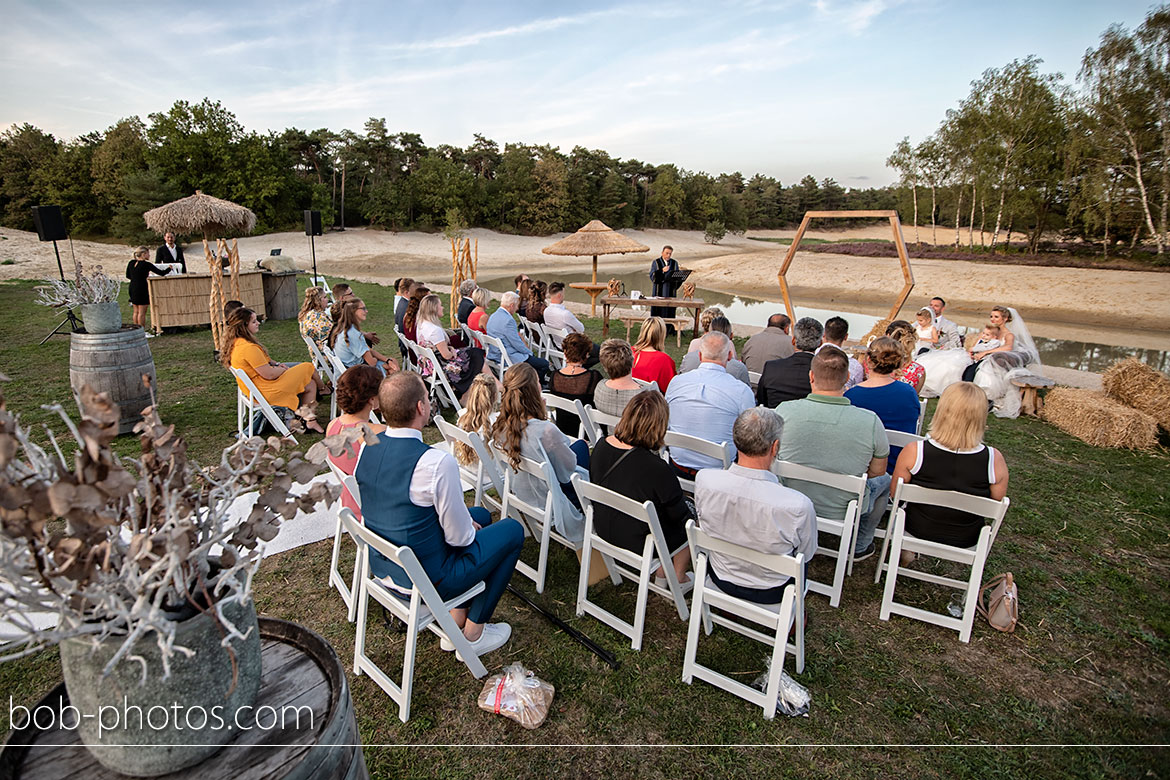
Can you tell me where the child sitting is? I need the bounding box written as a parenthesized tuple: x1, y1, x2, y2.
(914, 308, 939, 353)
(971, 324, 1003, 355)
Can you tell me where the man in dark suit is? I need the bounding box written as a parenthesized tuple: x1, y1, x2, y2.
(756, 317, 823, 408)
(155, 232, 185, 272)
(648, 245, 680, 322)
(456, 279, 477, 325)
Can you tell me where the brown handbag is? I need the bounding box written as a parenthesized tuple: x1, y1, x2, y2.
(976, 572, 1018, 633)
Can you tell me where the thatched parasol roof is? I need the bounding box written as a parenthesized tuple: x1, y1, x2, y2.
(542, 220, 649, 284)
(143, 190, 257, 239)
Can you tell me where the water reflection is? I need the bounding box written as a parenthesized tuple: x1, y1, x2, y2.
(480, 270, 1169, 373)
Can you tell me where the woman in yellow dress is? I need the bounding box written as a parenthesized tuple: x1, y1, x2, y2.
(222, 307, 325, 433)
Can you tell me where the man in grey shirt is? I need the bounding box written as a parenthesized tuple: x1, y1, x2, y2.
(695, 407, 816, 603)
(741, 313, 793, 374)
(929, 296, 963, 350)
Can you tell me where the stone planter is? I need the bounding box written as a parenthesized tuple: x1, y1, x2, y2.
(59, 588, 262, 777)
(79, 301, 121, 334)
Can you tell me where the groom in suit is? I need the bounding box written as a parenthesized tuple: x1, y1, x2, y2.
(155, 232, 186, 273)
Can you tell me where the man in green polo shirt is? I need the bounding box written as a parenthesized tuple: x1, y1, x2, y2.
(774, 347, 891, 560)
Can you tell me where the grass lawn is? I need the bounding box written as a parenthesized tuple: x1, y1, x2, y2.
(1, 276, 1168, 777)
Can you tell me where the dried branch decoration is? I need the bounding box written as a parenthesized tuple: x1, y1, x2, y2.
(35, 265, 121, 308)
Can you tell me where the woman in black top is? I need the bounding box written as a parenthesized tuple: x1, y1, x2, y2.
(891, 381, 1009, 553)
(125, 245, 172, 330)
(548, 333, 602, 436)
(589, 390, 692, 584)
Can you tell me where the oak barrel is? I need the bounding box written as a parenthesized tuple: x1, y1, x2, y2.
(0, 618, 369, 780)
(261, 271, 300, 321)
(69, 326, 156, 435)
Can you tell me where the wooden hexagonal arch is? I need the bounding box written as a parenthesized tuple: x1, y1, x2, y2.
(777, 210, 914, 326)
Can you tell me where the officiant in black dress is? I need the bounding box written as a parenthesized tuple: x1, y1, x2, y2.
(648, 245, 680, 321)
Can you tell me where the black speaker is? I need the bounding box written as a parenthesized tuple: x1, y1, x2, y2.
(304, 210, 322, 236)
(31, 206, 67, 242)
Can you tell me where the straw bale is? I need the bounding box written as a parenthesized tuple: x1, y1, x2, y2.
(1042, 388, 1158, 449)
(1101, 357, 1170, 431)
(860, 318, 892, 346)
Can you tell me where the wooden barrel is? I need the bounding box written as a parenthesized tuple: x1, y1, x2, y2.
(262, 271, 300, 320)
(0, 618, 369, 780)
(69, 326, 156, 435)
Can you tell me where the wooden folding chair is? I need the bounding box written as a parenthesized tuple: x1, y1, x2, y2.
(571, 473, 690, 651)
(229, 367, 296, 443)
(876, 482, 1010, 643)
(681, 520, 805, 719)
(769, 460, 866, 608)
(663, 430, 732, 494)
(340, 508, 489, 722)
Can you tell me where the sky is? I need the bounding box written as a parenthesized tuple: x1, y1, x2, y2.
(0, 0, 1157, 187)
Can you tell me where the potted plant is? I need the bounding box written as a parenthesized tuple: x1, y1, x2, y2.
(35, 264, 122, 334)
(0, 377, 362, 776)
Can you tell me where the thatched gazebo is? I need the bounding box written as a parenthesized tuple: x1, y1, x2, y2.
(144, 191, 258, 353)
(541, 220, 649, 285)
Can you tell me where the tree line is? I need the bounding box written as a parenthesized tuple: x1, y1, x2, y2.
(0, 7, 1164, 259)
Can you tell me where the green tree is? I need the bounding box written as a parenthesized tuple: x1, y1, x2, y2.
(648, 165, 685, 227)
(0, 124, 58, 229)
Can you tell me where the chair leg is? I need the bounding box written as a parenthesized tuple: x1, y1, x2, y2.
(352, 573, 369, 677)
(879, 521, 905, 622)
(959, 531, 992, 643)
(764, 600, 793, 720)
(874, 506, 898, 584)
(681, 563, 706, 686)
(630, 537, 655, 651)
(398, 602, 421, 723)
(576, 527, 593, 618)
(347, 544, 361, 623)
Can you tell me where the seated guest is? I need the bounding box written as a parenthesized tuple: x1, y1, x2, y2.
(466, 287, 491, 334)
(453, 374, 499, 467)
(665, 331, 755, 478)
(631, 316, 677, 392)
(513, 273, 530, 297)
(695, 407, 817, 602)
(526, 280, 548, 324)
(741, 313, 793, 375)
(327, 365, 387, 518)
(679, 316, 750, 386)
(818, 316, 865, 390)
(395, 280, 420, 334)
(594, 338, 652, 417)
(891, 381, 1009, 554)
(401, 286, 430, 343)
(929, 296, 963, 350)
(393, 278, 413, 318)
(517, 278, 533, 319)
(591, 390, 692, 584)
(886, 321, 926, 393)
(223, 307, 325, 433)
(548, 333, 603, 436)
(487, 291, 550, 381)
(330, 297, 399, 376)
(356, 372, 523, 656)
(685, 307, 726, 355)
(224, 299, 244, 319)
(415, 294, 492, 402)
(757, 316, 822, 408)
(845, 337, 922, 473)
(298, 286, 332, 352)
(543, 282, 600, 366)
(774, 347, 890, 560)
(492, 363, 588, 539)
(456, 279, 477, 325)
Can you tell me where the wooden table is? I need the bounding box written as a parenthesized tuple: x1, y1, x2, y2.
(148, 271, 266, 333)
(569, 282, 611, 317)
(601, 296, 705, 339)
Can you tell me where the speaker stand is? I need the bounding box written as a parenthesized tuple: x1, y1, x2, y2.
(39, 239, 83, 344)
(308, 234, 317, 281)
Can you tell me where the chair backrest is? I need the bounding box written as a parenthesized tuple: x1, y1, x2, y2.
(686, 519, 805, 587)
(542, 393, 596, 443)
(434, 417, 505, 496)
(664, 430, 732, 469)
(477, 331, 512, 365)
(337, 508, 438, 604)
(326, 457, 362, 509)
(771, 459, 867, 502)
(582, 404, 622, 439)
(229, 366, 294, 440)
(492, 441, 559, 525)
(461, 324, 483, 350)
(573, 476, 674, 567)
(886, 429, 925, 450)
(310, 276, 332, 300)
(747, 370, 762, 390)
(892, 480, 1010, 544)
(319, 342, 348, 378)
(302, 335, 336, 381)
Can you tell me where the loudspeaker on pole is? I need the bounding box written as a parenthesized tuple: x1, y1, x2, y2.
(304, 210, 322, 236)
(31, 206, 68, 242)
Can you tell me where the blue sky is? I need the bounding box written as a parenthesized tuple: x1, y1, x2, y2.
(0, 0, 1155, 186)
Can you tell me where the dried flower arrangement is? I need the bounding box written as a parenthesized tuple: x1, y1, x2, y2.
(34, 264, 121, 308)
(0, 375, 361, 680)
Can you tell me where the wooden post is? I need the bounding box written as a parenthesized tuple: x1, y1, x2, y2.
(229, 239, 241, 302)
(204, 238, 226, 354)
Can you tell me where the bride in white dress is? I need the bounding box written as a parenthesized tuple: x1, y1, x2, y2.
(916, 306, 1041, 418)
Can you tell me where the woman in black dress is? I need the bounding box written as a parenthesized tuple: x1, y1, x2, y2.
(547, 333, 602, 436)
(125, 245, 172, 331)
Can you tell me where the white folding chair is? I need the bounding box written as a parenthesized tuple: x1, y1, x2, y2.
(581, 404, 621, 445)
(663, 430, 732, 494)
(461, 324, 483, 351)
(748, 370, 762, 391)
(542, 392, 596, 443)
(434, 418, 505, 513)
(340, 508, 489, 722)
(229, 367, 297, 443)
(320, 343, 350, 384)
(769, 460, 866, 608)
(876, 481, 1010, 643)
(542, 325, 569, 367)
(477, 331, 513, 380)
(309, 275, 332, 300)
(302, 335, 338, 420)
(571, 473, 690, 651)
(493, 443, 584, 594)
(916, 398, 929, 435)
(535, 323, 566, 369)
(409, 342, 463, 415)
(326, 459, 362, 622)
(681, 520, 805, 719)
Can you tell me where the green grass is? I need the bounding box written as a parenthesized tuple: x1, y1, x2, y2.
(1, 277, 1168, 777)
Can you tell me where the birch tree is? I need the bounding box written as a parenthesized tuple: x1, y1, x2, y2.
(886, 137, 921, 243)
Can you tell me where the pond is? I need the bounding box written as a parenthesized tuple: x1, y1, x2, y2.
(480, 269, 1170, 373)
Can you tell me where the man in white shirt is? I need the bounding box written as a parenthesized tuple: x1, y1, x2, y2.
(155, 231, 186, 272)
(542, 282, 599, 366)
(665, 331, 755, 477)
(818, 316, 865, 390)
(695, 407, 816, 603)
(354, 372, 524, 656)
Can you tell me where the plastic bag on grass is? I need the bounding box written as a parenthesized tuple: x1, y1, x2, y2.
(751, 656, 811, 718)
(477, 663, 556, 729)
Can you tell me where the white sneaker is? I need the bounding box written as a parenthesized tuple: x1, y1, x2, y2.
(144, 332, 155, 338)
(443, 623, 512, 658)
(654, 572, 693, 591)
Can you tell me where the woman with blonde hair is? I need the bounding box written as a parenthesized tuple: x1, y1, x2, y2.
(298, 286, 331, 351)
(492, 363, 588, 541)
(415, 293, 491, 400)
(891, 381, 1009, 552)
(330, 297, 398, 376)
(631, 316, 676, 392)
(455, 374, 499, 466)
(885, 320, 926, 393)
(467, 286, 491, 333)
(222, 307, 325, 433)
(125, 245, 173, 330)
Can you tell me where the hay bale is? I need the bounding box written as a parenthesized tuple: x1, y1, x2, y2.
(1042, 388, 1158, 449)
(860, 317, 892, 346)
(1102, 357, 1170, 431)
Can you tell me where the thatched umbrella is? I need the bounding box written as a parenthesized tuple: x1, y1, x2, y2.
(541, 219, 649, 284)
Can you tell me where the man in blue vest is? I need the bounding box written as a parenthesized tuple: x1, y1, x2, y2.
(355, 371, 524, 656)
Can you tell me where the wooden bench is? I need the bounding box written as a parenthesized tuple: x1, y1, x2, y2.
(1012, 374, 1055, 416)
(617, 315, 691, 347)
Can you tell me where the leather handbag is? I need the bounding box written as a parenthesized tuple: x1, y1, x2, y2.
(976, 572, 1018, 633)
